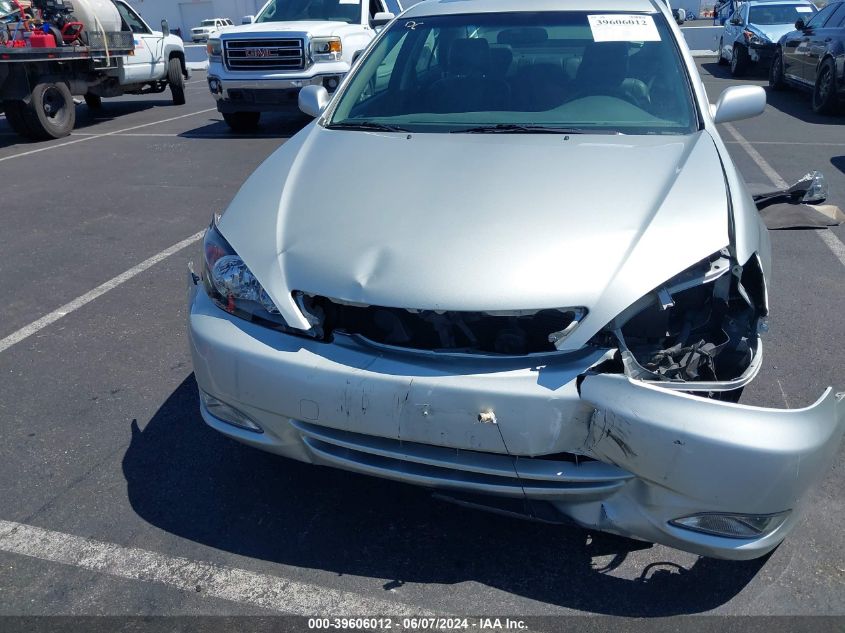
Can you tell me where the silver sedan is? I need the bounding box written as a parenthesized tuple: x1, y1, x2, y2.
(187, 0, 844, 560)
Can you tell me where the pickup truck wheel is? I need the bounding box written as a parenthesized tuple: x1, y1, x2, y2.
(22, 82, 76, 140)
(168, 58, 186, 106)
(84, 93, 102, 109)
(223, 111, 261, 132)
(812, 58, 839, 115)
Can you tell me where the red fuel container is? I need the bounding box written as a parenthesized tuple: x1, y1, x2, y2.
(29, 32, 57, 48)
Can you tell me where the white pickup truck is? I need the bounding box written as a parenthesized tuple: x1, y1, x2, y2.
(0, 0, 188, 140)
(206, 0, 403, 131)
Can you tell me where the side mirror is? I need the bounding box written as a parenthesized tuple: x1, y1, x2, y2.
(730, 16, 743, 25)
(794, 18, 805, 30)
(371, 12, 394, 28)
(298, 85, 330, 118)
(712, 85, 766, 124)
(161, 19, 170, 37)
(242, 15, 255, 25)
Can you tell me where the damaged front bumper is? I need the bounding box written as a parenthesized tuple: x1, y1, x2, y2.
(188, 282, 845, 560)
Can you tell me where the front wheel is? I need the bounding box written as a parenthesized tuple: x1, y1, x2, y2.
(769, 50, 786, 90)
(730, 44, 748, 77)
(222, 111, 261, 132)
(168, 57, 186, 106)
(812, 58, 839, 115)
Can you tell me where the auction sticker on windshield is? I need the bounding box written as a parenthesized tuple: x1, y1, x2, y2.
(588, 14, 660, 42)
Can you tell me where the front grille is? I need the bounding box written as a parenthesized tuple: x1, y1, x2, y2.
(224, 38, 305, 71)
(297, 294, 586, 355)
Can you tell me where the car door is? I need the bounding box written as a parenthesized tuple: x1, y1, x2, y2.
(114, 0, 166, 83)
(806, 2, 845, 83)
(794, 2, 840, 82)
(725, 3, 747, 58)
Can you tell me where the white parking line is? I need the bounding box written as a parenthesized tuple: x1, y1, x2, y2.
(0, 519, 420, 615)
(0, 231, 204, 355)
(723, 122, 845, 268)
(0, 108, 216, 164)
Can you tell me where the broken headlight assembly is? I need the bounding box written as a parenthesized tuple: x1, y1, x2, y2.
(202, 221, 289, 329)
(594, 250, 767, 392)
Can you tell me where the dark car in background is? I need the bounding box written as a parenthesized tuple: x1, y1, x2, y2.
(770, 0, 845, 113)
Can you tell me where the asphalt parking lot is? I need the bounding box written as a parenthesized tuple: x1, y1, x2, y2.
(0, 60, 843, 619)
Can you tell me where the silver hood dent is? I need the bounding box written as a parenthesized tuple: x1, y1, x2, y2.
(218, 127, 732, 348)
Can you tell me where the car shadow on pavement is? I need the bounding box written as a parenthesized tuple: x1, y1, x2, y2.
(123, 375, 768, 616)
(832, 156, 845, 175)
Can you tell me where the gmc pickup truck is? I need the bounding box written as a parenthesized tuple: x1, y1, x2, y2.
(206, 0, 403, 131)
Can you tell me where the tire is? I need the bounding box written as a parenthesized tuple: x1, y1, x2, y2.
(14, 82, 76, 140)
(222, 111, 261, 132)
(717, 38, 728, 66)
(769, 49, 786, 90)
(168, 57, 186, 106)
(812, 58, 839, 115)
(84, 93, 102, 109)
(730, 44, 748, 77)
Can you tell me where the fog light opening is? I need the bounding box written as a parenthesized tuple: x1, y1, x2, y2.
(670, 511, 790, 539)
(200, 391, 264, 433)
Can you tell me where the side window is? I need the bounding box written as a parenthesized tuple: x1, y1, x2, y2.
(369, 0, 386, 19)
(116, 2, 151, 34)
(383, 0, 402, 13)
(806, 2, 838, 28)
(829, 3, 845, 27)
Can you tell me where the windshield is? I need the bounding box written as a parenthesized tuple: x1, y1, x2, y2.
(328, 11, 698, 135)
(748, 4, 815, 24)
(256, 0, 361, 24)
(201, 20, 218, 26)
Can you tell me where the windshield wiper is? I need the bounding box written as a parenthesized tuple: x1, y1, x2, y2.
(326, 121, 410, 132)
(451, 124, 620, 134)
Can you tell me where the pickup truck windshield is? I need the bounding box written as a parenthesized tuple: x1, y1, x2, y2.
(256, 0, 361, 24)
(748, 4, 815, 24)
(329, 11, 698, 134)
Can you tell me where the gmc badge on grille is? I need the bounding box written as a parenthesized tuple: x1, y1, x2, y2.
(245, 48, 273, 58)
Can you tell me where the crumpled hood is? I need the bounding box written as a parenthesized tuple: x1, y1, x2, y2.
(749, 23, 795, 43)
(218, 126, 731, 349)
(218, 20, 350, 38)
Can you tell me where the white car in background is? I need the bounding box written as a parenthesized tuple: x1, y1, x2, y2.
(192, 18, 234, 43)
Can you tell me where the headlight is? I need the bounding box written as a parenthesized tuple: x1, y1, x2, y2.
(311, 36, 342, 62)
(202, 221, 288, 328)
(207, 38, 222, 58)
(743, 30, 768, 46)
(596, 250, 765, 386)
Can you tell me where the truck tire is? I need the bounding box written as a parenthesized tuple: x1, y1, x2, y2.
(168, 58, 186, 106)
(22, 82, 76, 140)
(84, 93, 102, 109)
(223, 111, 261, 132)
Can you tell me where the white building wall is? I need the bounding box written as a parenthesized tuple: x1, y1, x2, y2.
(127, 0, 265, 39)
